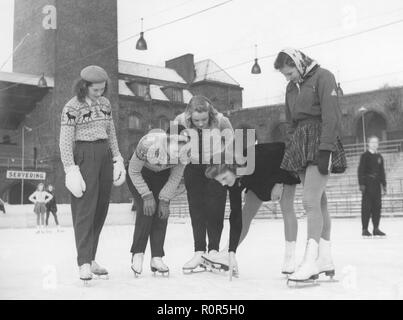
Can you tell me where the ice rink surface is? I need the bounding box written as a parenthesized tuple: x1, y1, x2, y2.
(1, 217, 403, 300)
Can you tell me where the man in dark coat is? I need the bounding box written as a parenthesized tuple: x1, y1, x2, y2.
(358, 136, 387, 238)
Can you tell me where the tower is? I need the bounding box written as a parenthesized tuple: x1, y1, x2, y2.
(12, 0, 119, 202)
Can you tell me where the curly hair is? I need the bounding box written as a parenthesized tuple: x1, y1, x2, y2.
(73, 79, 109, 103)
(183, 95, 220, 128)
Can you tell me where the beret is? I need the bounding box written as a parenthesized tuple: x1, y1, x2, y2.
(80, 65, 109, 83)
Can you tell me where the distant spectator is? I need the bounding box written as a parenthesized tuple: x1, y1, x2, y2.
(358, 136, 387, 238)
(29, 183, 53, 234)
(45, 185, 61, 232)
(0, 198, 5, 214)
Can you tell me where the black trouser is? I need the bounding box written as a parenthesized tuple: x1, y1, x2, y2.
(184, 164, 227, 252)
(126, 167, 170, 258)
(361, 178, 382, 230)
(46, 208, 59, 225)
(71, 140, 113, 266)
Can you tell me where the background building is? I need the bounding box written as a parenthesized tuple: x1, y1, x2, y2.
(0, 0, 242, 204)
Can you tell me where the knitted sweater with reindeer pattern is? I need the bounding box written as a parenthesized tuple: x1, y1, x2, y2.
(59, 96, 121, 172)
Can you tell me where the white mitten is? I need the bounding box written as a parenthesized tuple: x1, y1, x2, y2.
(65, 165, 86, 198)
(113, 156, 126, 186)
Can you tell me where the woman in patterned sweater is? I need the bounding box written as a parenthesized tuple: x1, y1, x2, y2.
(59, 66, 126, 283)
(127, 127, 189, 277)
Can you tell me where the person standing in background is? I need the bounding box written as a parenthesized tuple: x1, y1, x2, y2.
(45, 185, 61, 232)
(0, 198, 6, 214)
(29, 183, 53, 234)
(358, 136, 387, 238)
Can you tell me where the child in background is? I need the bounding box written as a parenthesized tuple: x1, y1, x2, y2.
(45, 185, 61, 232)
(29, 183, 53, 233)
(0, 198, 5, 214)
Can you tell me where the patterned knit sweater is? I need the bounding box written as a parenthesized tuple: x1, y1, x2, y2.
(59, 96, 121, 172)
(128, 132, 185, 201)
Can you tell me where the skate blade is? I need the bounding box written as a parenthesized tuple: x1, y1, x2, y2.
(287, 274, 320, 287)
(182, 265, 206, 274)
(131, 266, 142, 278)
(80, 278, 92, 286)
(202, 257, 229, 271)
(93, 274, 109, 280)
(373, 235, 386, 239)
(151, 268, 170, 277)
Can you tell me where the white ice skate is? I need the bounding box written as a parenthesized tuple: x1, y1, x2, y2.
(203, 250, 239, 280)
(287, 239, 319, 286)
(182, 251, 206, 274)
(316, 238, 336, 281)
(79, 263, 93, 285)
(91, 261, 109, 280)
(150, 257, 169, 277)
(131, 253, 144, 278)
(203, 250, 226, 270)
(281, 241, 296, 276)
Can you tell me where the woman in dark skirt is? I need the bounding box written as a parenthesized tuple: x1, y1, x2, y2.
(274, 48, 347, 283)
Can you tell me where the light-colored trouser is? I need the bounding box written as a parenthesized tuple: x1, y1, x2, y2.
(237, 183, 297, 246)
(299, 165, 331, 242)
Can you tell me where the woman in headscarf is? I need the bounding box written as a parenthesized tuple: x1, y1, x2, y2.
(273, 48, 347, 283)
(174, 95, 234, 273)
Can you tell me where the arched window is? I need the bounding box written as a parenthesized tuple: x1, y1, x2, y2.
(128, 114, 142, 130)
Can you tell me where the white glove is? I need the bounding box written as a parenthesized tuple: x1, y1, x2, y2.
(65, 165, 86, 198)
(113, 156, 126, 186)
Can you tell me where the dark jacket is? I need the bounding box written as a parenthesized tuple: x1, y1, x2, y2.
(285, 66, 341, 152)
(358, 151, 386, 188)
(45, 191, 57, 211)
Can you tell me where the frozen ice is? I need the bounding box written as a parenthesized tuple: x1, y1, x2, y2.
(0, 210, 402, 299)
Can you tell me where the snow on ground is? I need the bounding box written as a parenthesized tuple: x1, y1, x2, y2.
(1, 216, 403, 300)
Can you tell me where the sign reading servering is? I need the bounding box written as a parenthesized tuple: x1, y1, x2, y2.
(6, 170, 46, 180)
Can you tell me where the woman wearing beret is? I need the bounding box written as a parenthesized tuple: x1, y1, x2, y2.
(174, 95, 234, 273)
(59, 65, 126, 284)
(127, 126, 189, 277)
(274, 48, 347, 283)
(204, 142, 300, 279)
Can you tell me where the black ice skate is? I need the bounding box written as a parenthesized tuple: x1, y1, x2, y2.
(373, 228, 386, 238)
(362, 229, 372, 238)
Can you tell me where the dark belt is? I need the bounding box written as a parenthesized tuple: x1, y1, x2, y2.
(296, 117, 322, 126)
(75, 139, 108, 144)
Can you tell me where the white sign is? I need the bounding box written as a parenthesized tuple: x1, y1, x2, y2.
(6, 170, 46, 180)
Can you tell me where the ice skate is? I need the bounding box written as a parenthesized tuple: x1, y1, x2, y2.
(373, 228, 386, 238)
(287, 239, 319, 287)
(362, 229, 372, 238)
(202, 250, 239, 279)
(316, 238, 336, 281)
(281, 241, 296, 276)
(35, 226, 40, 234)
(150, 257, 169, 277)
(91, 261, 109, 280)
(182, 251, 207, 274)
(56, 225, 63, 232)
(131, 253, 144, 278)
(79, 263, 93, 285)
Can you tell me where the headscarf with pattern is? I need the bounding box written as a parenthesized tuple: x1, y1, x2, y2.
(280, 48, 319, 81)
